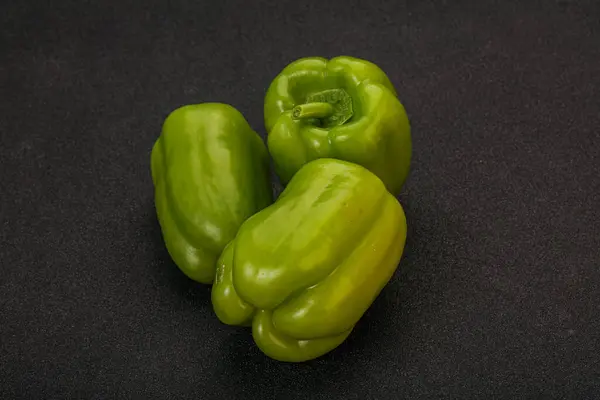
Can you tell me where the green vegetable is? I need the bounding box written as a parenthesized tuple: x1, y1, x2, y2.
(264, 56, 412, 195)
(151, 103, 272, 284)
(211, 158, 407, 362)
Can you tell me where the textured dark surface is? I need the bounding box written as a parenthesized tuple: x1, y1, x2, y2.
(2, 0, 600, 398)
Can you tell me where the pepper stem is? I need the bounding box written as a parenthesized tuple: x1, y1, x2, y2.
(292, 102, 334, 120)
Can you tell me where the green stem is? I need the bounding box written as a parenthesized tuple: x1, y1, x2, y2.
(292, 102, 334, 120)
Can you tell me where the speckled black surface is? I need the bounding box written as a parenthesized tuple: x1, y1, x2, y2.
(2, 0, 600, 398)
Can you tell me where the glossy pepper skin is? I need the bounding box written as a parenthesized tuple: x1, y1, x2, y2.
(264, 56, 412, 196)
(151, 103, 273, 284)
(211, 158, 407, 362)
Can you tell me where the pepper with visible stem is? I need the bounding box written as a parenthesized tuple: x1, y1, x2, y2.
(264, 55, 412, 195)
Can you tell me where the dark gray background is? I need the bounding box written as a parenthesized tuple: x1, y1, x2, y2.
(2, 0, 599, 398)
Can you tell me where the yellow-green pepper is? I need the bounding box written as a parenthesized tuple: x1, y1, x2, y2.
(264, 56, 412, 195)
(151, 103, 272, 284)
(211, 158, 407, 362)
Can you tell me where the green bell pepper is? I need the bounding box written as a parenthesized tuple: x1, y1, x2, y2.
(151, 103, 273, 284)
(264, 56, 412, 195)
(211, 158, 407, 362)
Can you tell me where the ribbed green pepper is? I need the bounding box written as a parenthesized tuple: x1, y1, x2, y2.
(151, 103, 272, 284)
(264, 56, 412, 195)
(211, 158, 407, 362)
